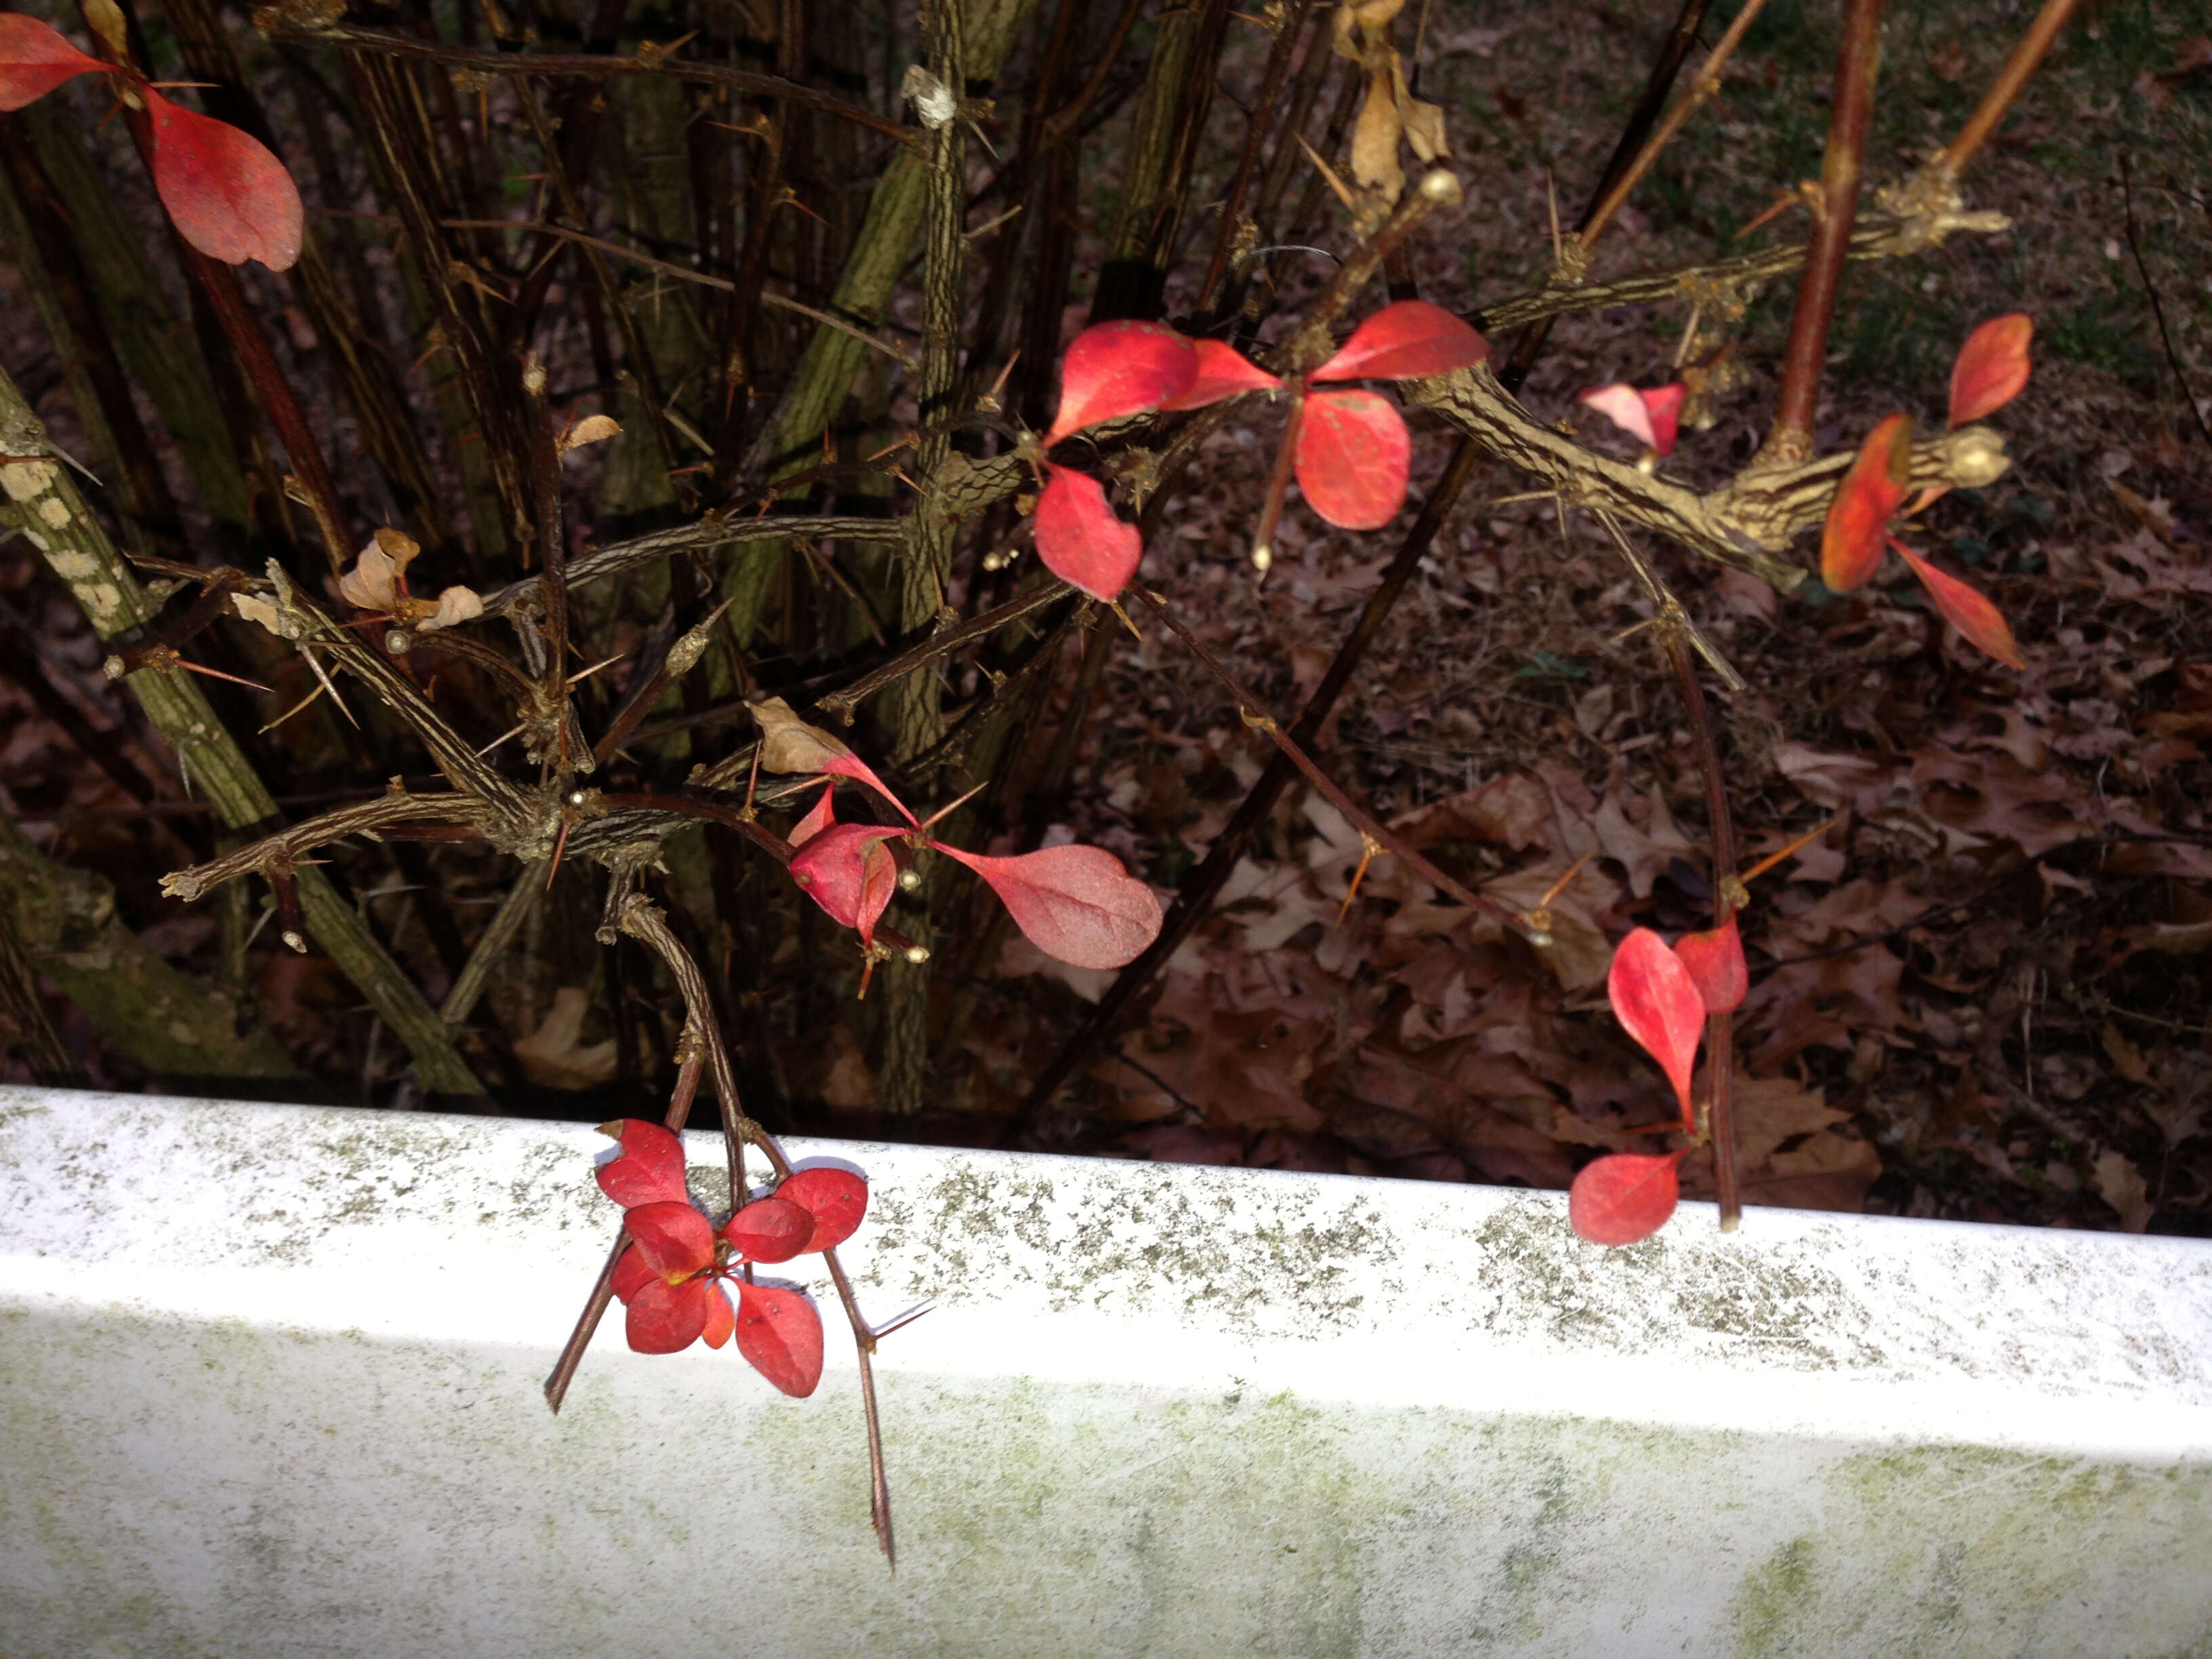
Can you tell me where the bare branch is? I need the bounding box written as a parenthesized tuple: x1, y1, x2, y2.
(261, 21, 922, 150)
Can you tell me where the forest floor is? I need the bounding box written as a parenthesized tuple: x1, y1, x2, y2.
(4, 0, 2211, 1234)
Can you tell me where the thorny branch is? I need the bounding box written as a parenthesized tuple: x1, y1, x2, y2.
(255, 18, 921, 150)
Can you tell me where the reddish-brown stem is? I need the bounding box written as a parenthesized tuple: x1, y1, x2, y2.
(1576, 0, 1764, 256)
(817, 583, 1074, 723)
(1664, 626, 1742, 1229)
(612, 895, 747, 1210)
(817, 1244, 893, 1565)
(1277, 171, 1459, 372)
(592, 792, 794, 864)
(1763, 0, 1883, 463)
(1248, 387, 1306, 570)
(184, 252, 353, 576)
(268, 866, 305, 953)
(854, 1342, 893, 1567)
(505, 0, 630, 343)
(1933, 0, 2081, 177)
(527, 394, 569, 729)
(1496, 0, 1751, 390)
(708, 1, 796, 483)
(544, 1049, 704, 1413)
(542, 1233, 628, 1416)
(104, 571, 241, 674)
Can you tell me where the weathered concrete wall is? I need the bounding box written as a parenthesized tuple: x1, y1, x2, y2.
(1, 1087, 2208, 1657)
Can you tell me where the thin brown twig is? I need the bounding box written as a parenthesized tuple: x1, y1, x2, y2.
(1040, 0, 1147, 148)
(1127, 586, 1522, 928)
(817, 581, 1073, 723)
(1196, 0, 1318, 312)
(818, 1244, 894, 1565)
(1576, 0, 1771, 255)
(544, 1049, 705, 1413)
(264, 22, 920, 149)
(2118, 155, 2212, 450)
(1659, 619, 1742, 1230)
(1931, 0, 2083, 177)
(1010, 435, 1489, 1130)
(440, 220, 916, 369)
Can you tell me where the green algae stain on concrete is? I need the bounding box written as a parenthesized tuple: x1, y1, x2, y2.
(1729, 1535, 1817, 1656)
(8, 1293, 2212, 1659)
(1720, 1446, 2212, 1658)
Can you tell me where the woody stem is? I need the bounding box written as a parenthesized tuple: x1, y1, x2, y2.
(1664, 626, 1742, 1229)
(542, 1050, 704, 1413)
(1248, 387, 1306, 570)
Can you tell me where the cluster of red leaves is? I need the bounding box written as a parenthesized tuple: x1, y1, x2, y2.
(0, 13, 301, 270)
(1820, 316, 2034, 669)
(770, 712, 1162, 974)
(1566, 921, 1748, 1246)
(1031, 302, 1490, 600)
(593, 1119, 868, 1395)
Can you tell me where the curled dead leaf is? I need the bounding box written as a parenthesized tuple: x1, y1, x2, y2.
(337, 529, 420, 613)
(750, 695, 854, 773)
(415, 586, 483, 633)
(558, 413, 622, 453)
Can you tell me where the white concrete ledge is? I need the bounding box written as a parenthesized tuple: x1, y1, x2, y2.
(2, 1086, 2209, 1656)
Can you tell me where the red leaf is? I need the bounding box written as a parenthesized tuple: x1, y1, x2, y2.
(722, 1195, 816, 1263)
(610, 1242, 655, 1305)
(1568, 1153, 1681, 1246)
(1607, 927, 1706, 1130)
(594, 1118, 690, 1209)
(1159, 339, 1282, 410)
(1948, 313, 2032, 427)
(788, 823, 900, 948)
(932, 841, 1162, 969)
(776, 1166, 869, 1251)
(735, 1280, 825, 1397)
(817, 752, 916, 824)
(1033, 465, 1143, 601)
(1044, 320, 1196, 445)
(625, 1200, 715, 1282)
(699, 1282, 735, 1349)
(789, 781, 836, 847)
(1311, 300, 1489, 381)
(626, 1275, 712, 1353)
(1639, 383, 1686, 457)
(1294, 390, 1411, 530)
(1891, 539, 2024, 670)
(1675, 914, 1748, 1014)
(0, 14, 103, 110)
(144, 87, 303, 271)
(1820, 413, 1914, 592)
(1578, 382, 1686, 457)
